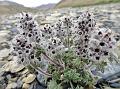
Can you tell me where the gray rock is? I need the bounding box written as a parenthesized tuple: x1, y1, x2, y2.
(29, 82, 46, 89)
(37, 73, 45, 84)
(0, 30, 10, 43)
(6, 82, 17, 89)
(0, 42, 9, 50)
(0, 48, 10, 60)
(0, 61, 8, 67)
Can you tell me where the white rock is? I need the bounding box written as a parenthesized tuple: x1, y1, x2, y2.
(0, 30, 10, 43)
(12, 65, 25, 73)
(0, 48, 10, 60)
(22, 83, 30, 89)
(0, 61, 8, 67)
(21, 69, 29, 74)
(22, 74, 36, 84)
(6, 83, 17, 89)
(2, 61, 25, 72)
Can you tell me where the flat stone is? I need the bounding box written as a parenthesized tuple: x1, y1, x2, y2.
(0, 42, 9, 50)
(0, 30, 10, 43)
(105, 87, 120, 89)
(22, 83, 30, 89)
(21, 69, 29, 74)
(29, 82, 46, 89)
(22, 74, 36, 84)
(0, 48, 10, 60)
(16, 78, 23, 88)
(37, 73, 45, 84)
(0, 77, 5, 85)
(2, 61, 25, 72)
(96, 22, 103, 27)
(0, 61, 8, 67)
(0, 84, 4, 89)
(9, 77, 18, 82)
(11, 65, 25, 73)
(6, 83, 17, 89)
(7, 56, 13, 61)
(110, 14, 116, 20)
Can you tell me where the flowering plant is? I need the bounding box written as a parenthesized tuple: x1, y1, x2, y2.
(11, 12, 119, 89)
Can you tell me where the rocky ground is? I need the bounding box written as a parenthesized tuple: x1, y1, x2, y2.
(0, 3, 120, 89)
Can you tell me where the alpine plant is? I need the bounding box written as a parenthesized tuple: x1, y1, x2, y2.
(11, 12, 119, 88)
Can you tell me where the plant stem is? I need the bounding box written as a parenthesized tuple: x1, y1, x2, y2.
(85, 62, 93, 69)
(70, 81, 74, 89)
(67, 27, 70, 49)
(30, 63, 52, 77)
(59, 58, 65, 69)
(43, 52, 64, 68)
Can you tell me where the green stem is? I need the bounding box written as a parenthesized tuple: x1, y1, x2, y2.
(30, 63, 52, 77)
(67, 27, 70, 49)
(43, 52, 64, 68)
(70, 81, 74, 89)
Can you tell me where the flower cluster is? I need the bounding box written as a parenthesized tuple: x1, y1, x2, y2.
(72, 12, 96, 59)
(11, 13, 44, 67)
(11, 12, 119, 76)
(11, 34, 33, 65)
(72, 12, 117, 61)
(54, 17, 73, 37)
(11, 13, 65, 74)
(89, 28, 116, 61)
